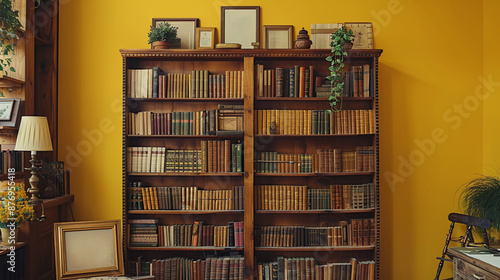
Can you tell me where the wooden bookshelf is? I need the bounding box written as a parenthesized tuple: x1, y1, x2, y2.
(121, 48, 382, 280)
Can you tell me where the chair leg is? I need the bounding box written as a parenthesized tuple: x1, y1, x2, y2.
(435, 222, 455, 280)
(482, 229, 490, 248)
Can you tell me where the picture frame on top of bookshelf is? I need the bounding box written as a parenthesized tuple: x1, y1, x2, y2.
(252, 48, 382, 280)
(121, 49, 252, 279)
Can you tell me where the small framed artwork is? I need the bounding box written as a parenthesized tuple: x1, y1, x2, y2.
(263, 25, 293, 49)
(54, 220, 124, 280)
(196, 27, 216, 49)
(152, 18, 199, 49)
(0, 98, 20, 127)
(0, 99, 14, 120)
(221, 6, 260, 49)
(345, 22, 373, 49)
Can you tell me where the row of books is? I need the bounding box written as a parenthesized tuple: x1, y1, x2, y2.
(255, 65, 315, 98)
(255, 147, 373, 174)
(127, 105, 244, 136)
(255, 152, 314, 174)
(0, 150, 24, 174)
(126, 141, 243, 173)
(128, 219, 244, 248)
(255, 109, 374, 135)
(129, 255, 245, 280)
(257, 256, 374, 280)
(130, 255, 373, 280)
(330, 184, 375, 210)
(129, 219, 159, 247)
(316, 65, 373, 98)
(127, 183, 244, 211)
(255, 183, 375, 211)
(127, 110, 217, 136)
(255, 219, 375, 247)
(127, 68, 245, 99)
(201, 141, 243, 173)
(317, 146, 375, 173)
(157, 221, 244, 247)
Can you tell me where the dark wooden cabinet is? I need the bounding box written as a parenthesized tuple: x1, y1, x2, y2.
(0, 243, 26, 280)
(121, 49, 382, 279)
(19, 195, 73, 280)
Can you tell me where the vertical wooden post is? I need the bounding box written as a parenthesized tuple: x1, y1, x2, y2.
(243, 56, 255, 280)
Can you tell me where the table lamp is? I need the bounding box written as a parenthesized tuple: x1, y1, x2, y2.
(14, 116, 53, 203)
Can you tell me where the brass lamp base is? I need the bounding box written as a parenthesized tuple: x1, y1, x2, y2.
(26, 152, 42, 204)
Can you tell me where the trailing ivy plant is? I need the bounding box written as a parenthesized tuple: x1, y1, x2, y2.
(0, 0, 23, 76)
(325, 26, 354, 113)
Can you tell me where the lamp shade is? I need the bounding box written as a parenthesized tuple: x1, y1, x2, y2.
(15, 116, 53, 151)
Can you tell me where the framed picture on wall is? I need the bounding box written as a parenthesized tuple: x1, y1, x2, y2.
(221, 6, 260, 49)
(263, 25, 293, 49)
(152, 18, 199, 49)
(196, 27, 216, 49)
(0, 98, 20, 127)
(0, 99, 14, 120)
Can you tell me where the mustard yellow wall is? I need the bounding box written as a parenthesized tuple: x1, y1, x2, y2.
(59, 1, 487, 279)
(483, 0, 500, 174)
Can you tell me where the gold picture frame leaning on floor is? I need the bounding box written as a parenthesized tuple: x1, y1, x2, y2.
(54, 220, 124, 280)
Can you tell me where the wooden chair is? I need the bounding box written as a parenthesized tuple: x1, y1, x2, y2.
(434, 213, 491, 280)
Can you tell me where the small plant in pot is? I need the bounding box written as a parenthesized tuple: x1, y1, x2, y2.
(459, 175, 500, 233)
(325, 26, 354, 113)
(148, 22, 178, 49)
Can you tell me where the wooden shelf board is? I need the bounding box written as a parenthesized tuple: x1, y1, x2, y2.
(254, 134, 375, 137)
(255, 209, 375, 214)
(0, 127, 19, 134)
(0, 76, 25, 88)
(127, 98, 244, 102)
(128, 172, 244, 177)
(127, 134, 243, 139)
(120, 48, 383, 59)
(255, 246, 375, 252)
(128, 210, 244, 215)
(255, 97, 373, 101)
(128, 246, 244, 251)
(34, 195, 74, 210)
(255, 172, 375, 177)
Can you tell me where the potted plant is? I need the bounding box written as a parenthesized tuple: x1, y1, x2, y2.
(325, 26, 354, 112)
(148, 22, 178, 49)
(0, 182, 33, 245)
(459, 175, 500, 232)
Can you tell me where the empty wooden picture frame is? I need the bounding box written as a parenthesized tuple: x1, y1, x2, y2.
(152, 18, 199, 49)
(221, 6, 260, 49)
(263, 25, 293, 49)
(196, 27, 216, 49)
(54, 220, 124, 280)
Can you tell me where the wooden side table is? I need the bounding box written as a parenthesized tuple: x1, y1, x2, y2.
(448, 247, 500, 280)
(19, 195, 74, 280)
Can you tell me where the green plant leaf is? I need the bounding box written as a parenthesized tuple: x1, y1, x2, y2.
(460, 175, 500, 232)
